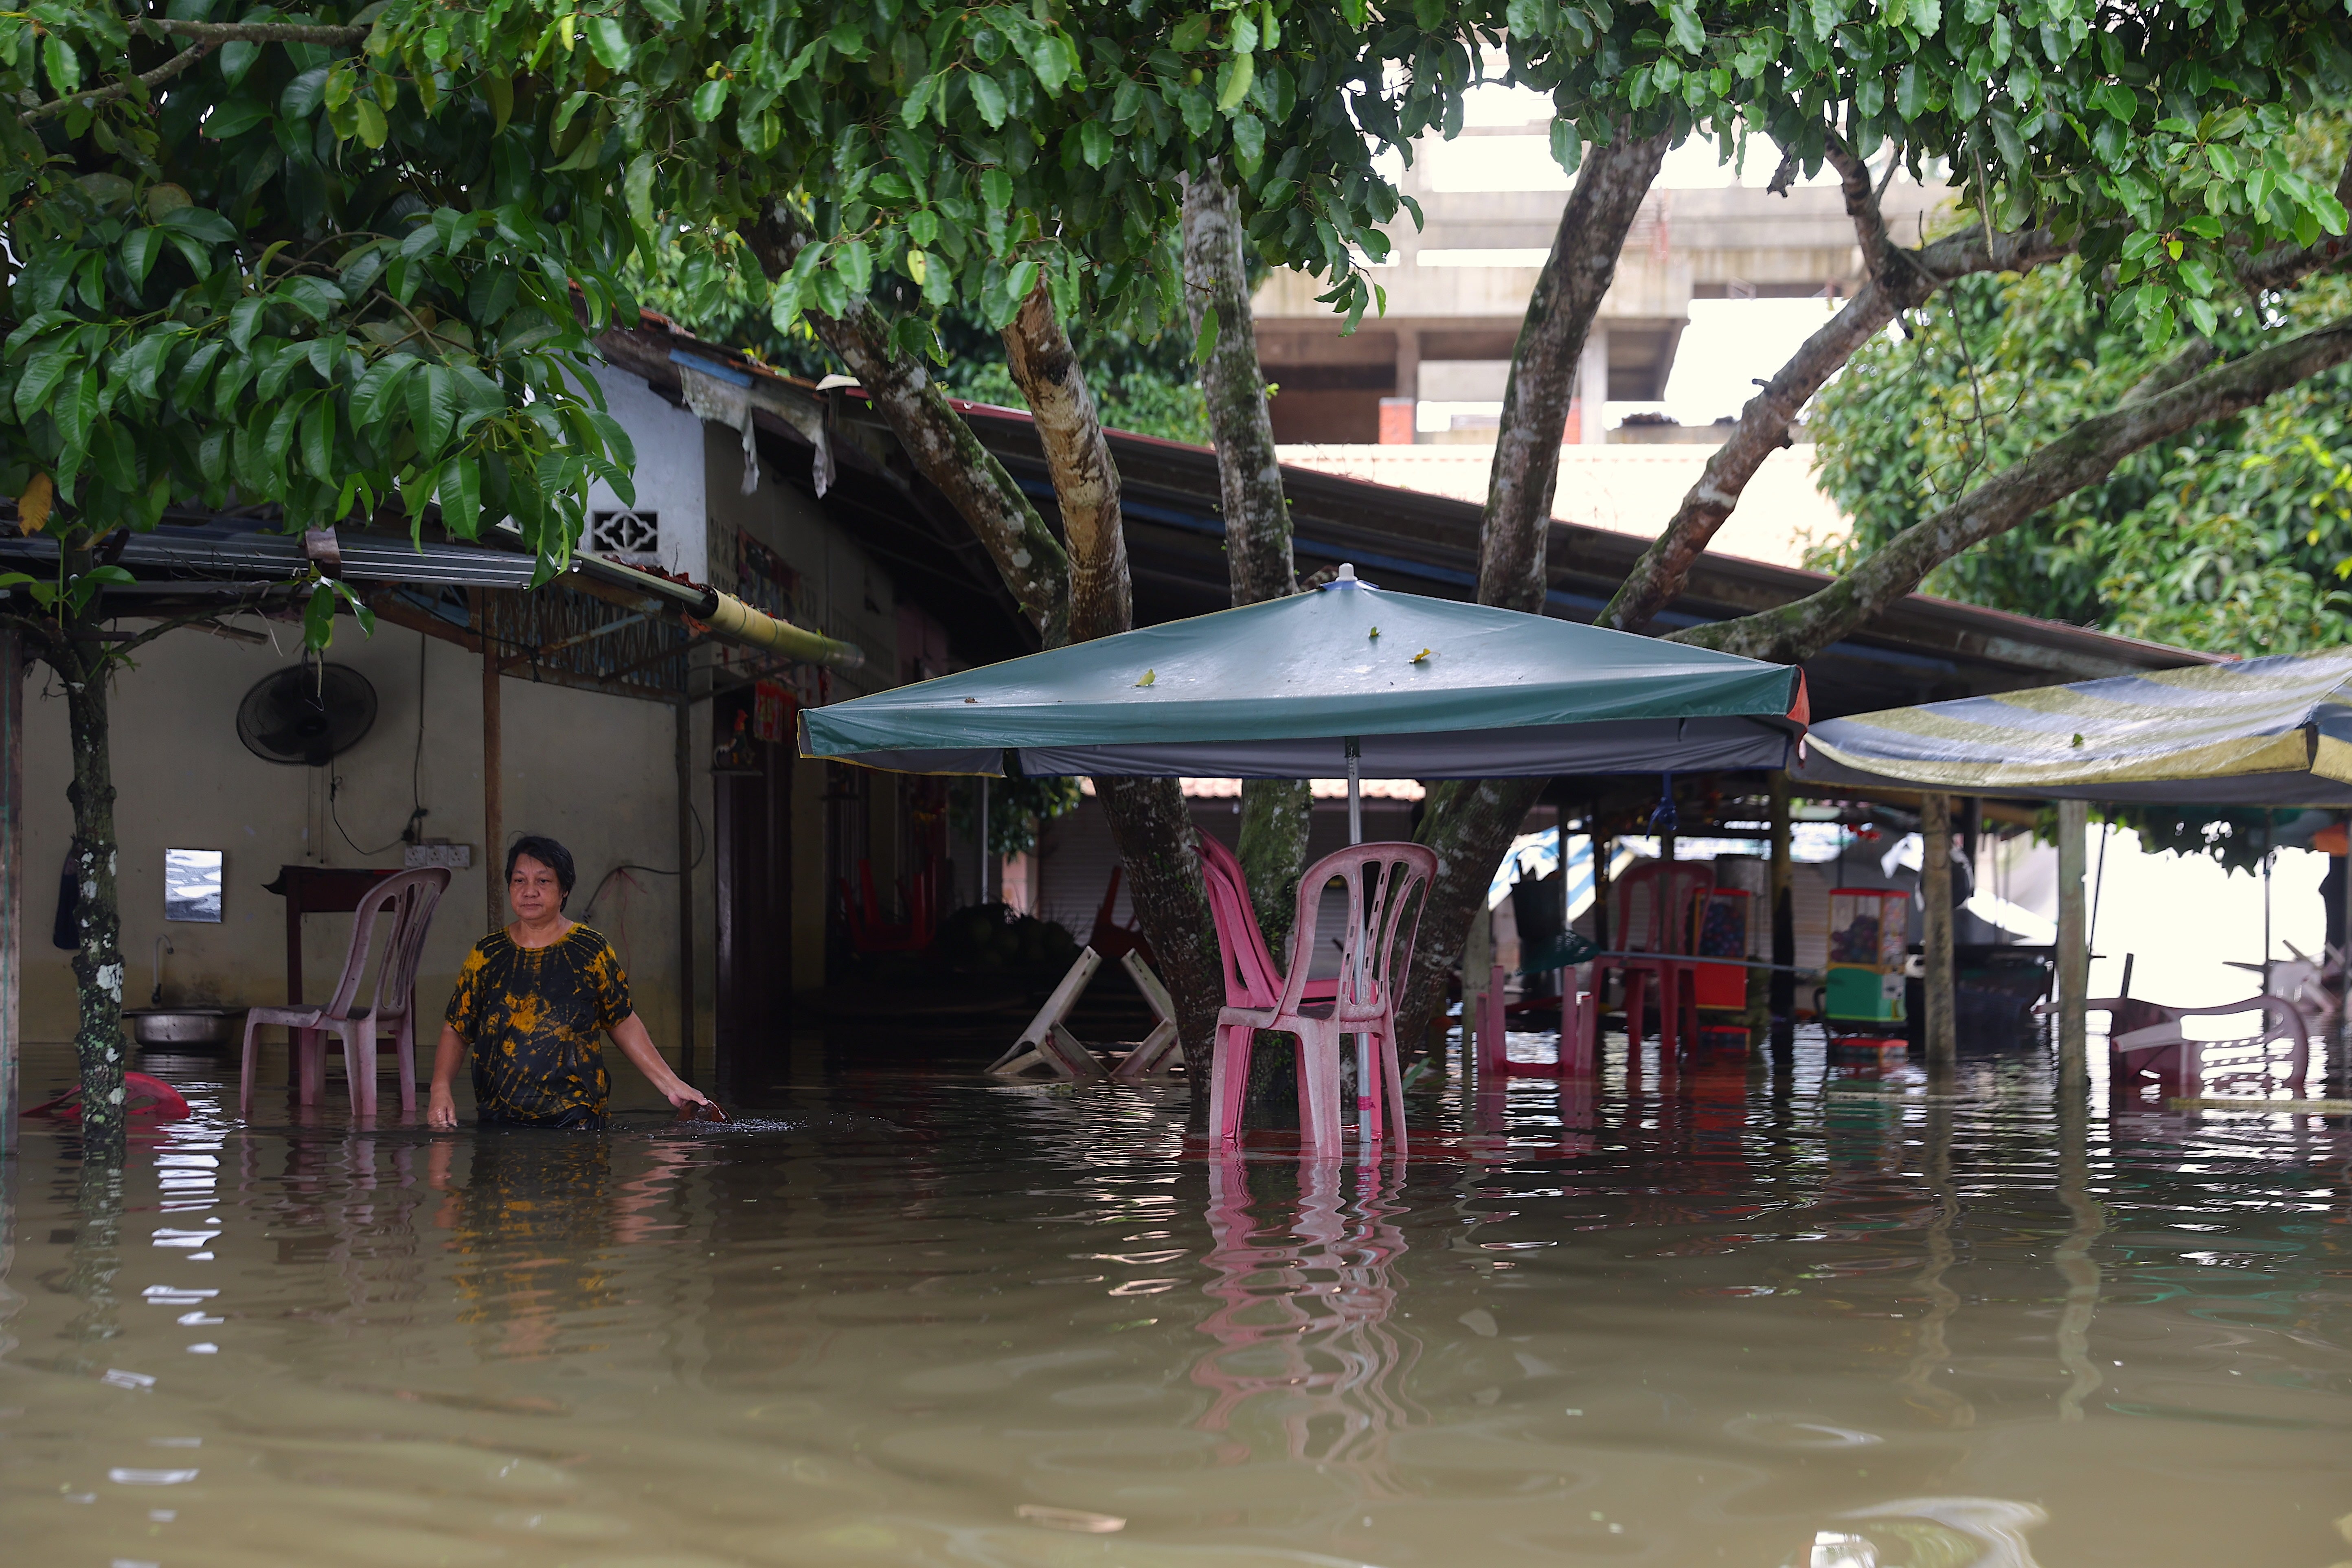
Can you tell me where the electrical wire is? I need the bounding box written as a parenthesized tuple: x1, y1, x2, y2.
(331, 636, 429, 857)
(579, 803, 710, 923)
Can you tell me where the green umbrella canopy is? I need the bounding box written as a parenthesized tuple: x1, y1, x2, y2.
(799, 568, 1807, 777)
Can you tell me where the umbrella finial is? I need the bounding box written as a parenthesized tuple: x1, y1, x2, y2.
(1335, 562, 1358, 584)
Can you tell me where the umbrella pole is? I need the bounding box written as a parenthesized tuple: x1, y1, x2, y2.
(1345, 737, 1370, 1136)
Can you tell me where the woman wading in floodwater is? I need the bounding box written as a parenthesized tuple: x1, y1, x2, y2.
(427, 835, 713, 1129)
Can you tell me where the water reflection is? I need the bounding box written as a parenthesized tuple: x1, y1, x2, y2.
(5, 1036, 2352, 1566)
(1191, 1155, 1420, 1483)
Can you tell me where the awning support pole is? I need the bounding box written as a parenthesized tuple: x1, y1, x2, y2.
(1345, 736, 1362, 847)
(482, 605, 503, 933)
(675, 698, 696, 1085)
(2056, 799, 2089, 1098)
(1922, 792, 1957, 1083)
(1768, 773, 1795, 1047)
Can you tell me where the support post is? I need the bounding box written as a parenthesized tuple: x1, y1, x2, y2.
(1921, 793, 1957, 1081)
(2056, 799, 2089, 1097)
(1768, 773, 1795, 1034)
(0, 632, 21, 1150)
(481, 604, 503, 933)
(675, 698, 696, 1085)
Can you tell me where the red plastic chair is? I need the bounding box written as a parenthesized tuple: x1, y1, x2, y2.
(239, 866, 450, 1118)
(840, 858, 936, 954)
(1204, 840, 1437, 1158)
(1588, 859, 1714, 1061)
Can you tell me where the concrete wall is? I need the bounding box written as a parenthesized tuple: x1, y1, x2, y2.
(14, 620, 687, 1059)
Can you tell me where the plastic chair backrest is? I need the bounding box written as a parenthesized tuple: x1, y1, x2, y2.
(320, 868, 451, 1023)
(1610, 860, 1716, 955)
(1198, 833, 1286, 1009)
(1278, 843, 1438, 1018)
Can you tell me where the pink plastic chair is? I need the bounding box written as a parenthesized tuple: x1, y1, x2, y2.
(1588, 860, 1714, 1062)
(1204, 840, 1436, 1157)
(2087, 993, 2311, 1105)
(239, 867, 451, 1118)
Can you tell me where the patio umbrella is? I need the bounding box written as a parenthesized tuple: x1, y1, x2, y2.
(799, 566, 1808, 829)
(1794, 647, 2352, 805)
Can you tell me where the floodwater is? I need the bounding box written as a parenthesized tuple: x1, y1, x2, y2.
(5, 1033, 2352, 1568)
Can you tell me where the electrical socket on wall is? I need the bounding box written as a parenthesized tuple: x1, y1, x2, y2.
(403, 842, 473, 870)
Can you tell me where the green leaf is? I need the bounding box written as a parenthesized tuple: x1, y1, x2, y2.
(204, 94, 272, 141)
(835, 238, 873, 296)
(439, 453, 483, 535)
(1668, 4, 1705, 55)
(901, 73, 939, 127)
(13, 348, 70, 421)
(301, 396, 337, 480)
(690, 77, 729, 121)
(353, 96, 387, 148)
(624, 151, 657, 231)
(968, 70, 1007, 127)
(121, 228, 162, 287)
(1192, 303, 1220, 364)
(281, 65, 330, 118)
(1079, 120, 1113, 169)
(42, 34, 80, 96)
(1215, 54, 1254, 113)
(410, 363, 459, 458)
(981, 167, 1014, 213)
(1172, 13, 1211, 52)
(585, 15, 633, 71)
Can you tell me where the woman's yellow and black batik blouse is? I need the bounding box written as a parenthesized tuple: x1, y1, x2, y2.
(444, 925, 633, 1128)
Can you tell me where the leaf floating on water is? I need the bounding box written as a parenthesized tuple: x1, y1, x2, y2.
(1016, 1504, 1126, 1534)
(963, 697, 978, 704)
(2070, 732, 2084, 747)
(1136, 669, 1155, 687)
(1410, 648, 1432, 664)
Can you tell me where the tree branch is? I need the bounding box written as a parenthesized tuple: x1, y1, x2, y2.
(1001, 285, 1130, 645)
(741, 202, 1071, 645)
(1183, 166, 1295, 608)
(1480, 128, 1671, 613)
(21, 41, 212, 125)
(146, 20, 369, 44)
(1667, 311, 2352, 663)
(1599, 223, 2069, 634)
(1821, 128, 1926, 301)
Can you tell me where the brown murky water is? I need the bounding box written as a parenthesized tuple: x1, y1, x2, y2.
(6, 1034, 2352, 1568)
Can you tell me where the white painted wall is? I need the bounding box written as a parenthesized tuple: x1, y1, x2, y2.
(588, 365, 709, 583)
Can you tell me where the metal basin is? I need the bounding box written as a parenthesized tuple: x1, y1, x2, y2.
(124, 1008, 246, 1048)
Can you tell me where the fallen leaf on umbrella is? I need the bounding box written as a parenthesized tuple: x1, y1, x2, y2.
(1410, 648, 1432, 664)
(1368, 625, 1380, 639)
(1137, 669, 1155, 687)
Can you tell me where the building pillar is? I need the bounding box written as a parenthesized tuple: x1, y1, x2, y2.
(1921, 793, 1957, 1082)
(482, 610, 503, 932)
(2056, 799, 2089, 1097)
(1576, 327, 1609, 446)
(0, 633, 21, 1148)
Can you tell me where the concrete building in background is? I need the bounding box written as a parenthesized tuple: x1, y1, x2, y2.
(1251, 111, 1950, 449)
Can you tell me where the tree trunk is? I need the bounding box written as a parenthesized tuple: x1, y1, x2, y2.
(1480, 130, 1672, 610)
(1672, 311, 2352, 664)
(54, 599, 127, 1155)
(1183, 165, 1314, 955)
(999, 284, 1224, 1062)
(1396, 129, 1670, 1056)
(742, 205, 1072, 646)
(1003, 286, 1131, 644)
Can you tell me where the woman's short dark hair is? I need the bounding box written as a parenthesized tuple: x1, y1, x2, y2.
(506, 836, 577, 905)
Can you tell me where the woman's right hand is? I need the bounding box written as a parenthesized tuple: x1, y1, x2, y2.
(426, 1083, 459, 1129)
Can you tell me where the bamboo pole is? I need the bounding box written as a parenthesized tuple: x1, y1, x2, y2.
(2056, 799, 2089, 1096)
(482, 608, 503, 932)
(1921, 792, 1957, 1081)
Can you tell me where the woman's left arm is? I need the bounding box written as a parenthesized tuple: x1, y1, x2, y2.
(608, 1013, 714, 1111)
